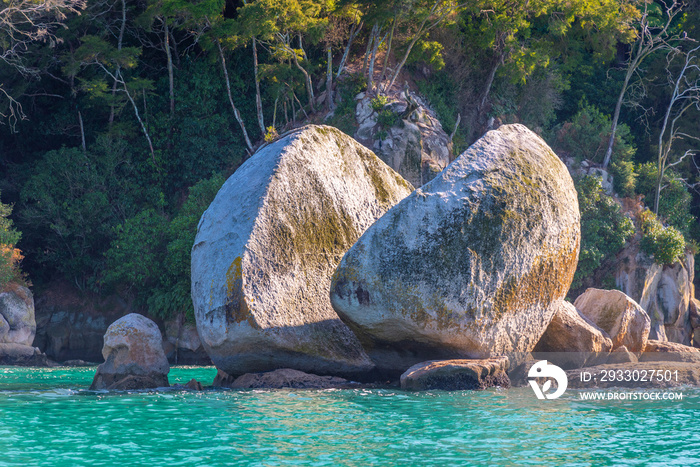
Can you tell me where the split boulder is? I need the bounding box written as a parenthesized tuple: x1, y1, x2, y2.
(191, 125, 413, 377)
(331, 124, 580, 371)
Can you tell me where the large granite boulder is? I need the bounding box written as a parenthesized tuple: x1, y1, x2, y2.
(533, 301, 613, 369)
(400, 357, 510, 391)
(574, 289, 651, 352)
(0, 284, 36, 346)
(331, 124, 580, 372)
(639, 339, 700, 363)
(191, 125, 413, 378)
(90, 313, 170, 390)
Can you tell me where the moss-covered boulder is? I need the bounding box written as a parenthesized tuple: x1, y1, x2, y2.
(191, 125, 413, 377)
(331, 124, 580, 372)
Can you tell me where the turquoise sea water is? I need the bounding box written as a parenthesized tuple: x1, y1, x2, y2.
(1, 366, 699, 466)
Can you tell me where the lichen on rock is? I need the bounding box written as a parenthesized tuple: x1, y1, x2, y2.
(331, 124, 581, 372)
(191, 124, 413, 378)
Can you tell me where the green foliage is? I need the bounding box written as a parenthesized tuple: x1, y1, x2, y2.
(0, 193, 23, 288)
(610, 160, 637, 197)
(552, 103, 635, 164)
(572, 175, 635, 291)
(635, 162, 695, 237)
(639, 210, 686, 265)
(104, 174, 225, 320)
(18, 139, 144, 288)
(264, 125, 279, 142)
(370, 95, 390, 111)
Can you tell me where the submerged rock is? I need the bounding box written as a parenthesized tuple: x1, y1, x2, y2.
(400, 357, 510, 391)
(90, 313, 169, 390)
(331, 124, 580, 371)
(574, 288, 651, 352)
(225, 368, 351, 389)
(533, 301, 613, 369)
(191, 125, 413, 378)
(0, 284, 36, 347)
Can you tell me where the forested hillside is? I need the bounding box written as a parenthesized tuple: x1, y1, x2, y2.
(1, 0, 698, 320)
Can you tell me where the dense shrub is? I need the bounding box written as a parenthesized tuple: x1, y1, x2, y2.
(553, 104, 635, 164)
(635, 162, 695, 237)
(638, 209, 686, 265)
(105, 174, 225, 320)
(610, 160, 637, 197)
(572, 175, 635, 290)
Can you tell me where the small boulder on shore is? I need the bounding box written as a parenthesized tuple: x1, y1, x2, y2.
(574, 288, 651, 352)
(400, 357, 510, 391)
(639, 339, 700, 363)
(0, 284, 36, 347)
(90, 313, 169, 390)
(533, 301, 613, 369)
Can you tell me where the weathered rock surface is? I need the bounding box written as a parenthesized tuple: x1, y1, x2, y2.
(332, 124, 580, 372)
(0, 284, 36, 346)
(606, 345, 638, 365)
(90, 314, 169, 390)
(191, 125, 413, 378)
(225, 368, 351, 389)
(354, 91, 453, 187)
(33, 281, 133, 363)
(0, 342, 55, 366)
(162, 316, 211, 365)
(615, 245, 695, 345)
(533, 301, 613, 369)
(567, 362, 700, 388)
(574, 289, 651, 352)
(400, 357, 510, 391)
(638, 339, 700, 363)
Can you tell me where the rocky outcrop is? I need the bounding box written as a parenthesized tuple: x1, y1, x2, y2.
(533, 301, 613, 369)
(162, 316, 211, 365)
(33, 281, 132, 363)
(332, 124, 580, 372)
(191, 125, 413, 378)
(615, 244, 695, 345)
(690, 299, 700, 348)
(639, 339, 700, 363)
(354, 91, 452, 187)
(0, 284, 36, 346)
(400, 357, 510, 391)
(220, 368, 351, 389)
(574, 288, 651, 352)
(90, 314, 170, 390)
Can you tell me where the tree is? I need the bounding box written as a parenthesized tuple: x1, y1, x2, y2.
(0, 0, 85, 129)
(602, 0, 685, 169)
(0, 192, 23, 287)
(653, 45, 700, 214)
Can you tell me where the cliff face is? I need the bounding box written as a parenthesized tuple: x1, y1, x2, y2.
(614, 242, 696, 346)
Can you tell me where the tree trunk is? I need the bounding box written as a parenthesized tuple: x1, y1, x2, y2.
(368, 30, 386, 93)
(378, 13, 397, 92)
(253, 36, 265, 134)
(337, 21, 362, 79)
(478, 53, 503, 111)
(164, 19, 175, 116)
(122, 78, 155, 161)
(362, 23, 378, 76)
(109, 0, 127, 125)
(217, 41, 254, 153)
(78, 109, 86, 152)
(326, 45, 333, 110)
(290, 35, 315, 112)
